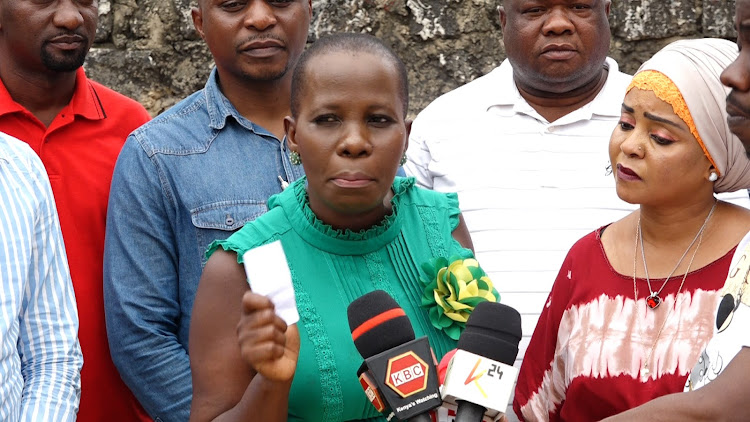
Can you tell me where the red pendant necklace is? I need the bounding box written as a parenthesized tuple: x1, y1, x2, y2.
(636, 200, 717, 309)
(632, 201, 715, 379)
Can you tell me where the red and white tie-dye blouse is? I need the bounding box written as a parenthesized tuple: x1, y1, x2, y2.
(513, 227, 734, 421)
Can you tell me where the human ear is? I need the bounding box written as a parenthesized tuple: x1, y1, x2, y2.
(191, 7, 205, 40)
(707, 166, 719, 182)
(498, 6, 507, 32)
(403, 120, 411, 156)
(284, 116, 299, 152)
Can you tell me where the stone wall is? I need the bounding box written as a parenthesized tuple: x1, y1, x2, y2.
(85, 0, 737, 118)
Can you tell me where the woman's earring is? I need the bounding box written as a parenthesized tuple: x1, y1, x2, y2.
(290, 151, 301, 166)
(400, 154, 407, 166)
(708, 171, 718, 182)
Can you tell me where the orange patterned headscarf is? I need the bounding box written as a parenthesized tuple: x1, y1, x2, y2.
(629, 38, 750, 193)
(627, 70, 718, 174)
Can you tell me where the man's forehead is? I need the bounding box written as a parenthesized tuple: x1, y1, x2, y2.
(503, 0, 606, 5)
(738, 0, 750, 16)
(199, 0, 305, 5)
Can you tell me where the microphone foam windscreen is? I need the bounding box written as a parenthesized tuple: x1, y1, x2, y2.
(457, 301, 522, 365)
(347, 290, 415, 359)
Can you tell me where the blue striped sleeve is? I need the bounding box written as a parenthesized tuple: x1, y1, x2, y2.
(0, 134, 82, 421)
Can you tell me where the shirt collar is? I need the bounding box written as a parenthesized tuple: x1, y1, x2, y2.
(484, 59, 522, 110)
(0, 132, 21, 163)
(486, 57, 628, 119)
(587, 58, 628, 117)
(67, 67, 107, 120)
(0, 67, 106, 121)
(203, 67, 278, 139)
(204, 67, 237, 130)
(0, 80, 26, 117)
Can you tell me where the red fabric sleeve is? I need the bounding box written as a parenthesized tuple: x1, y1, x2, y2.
(513, 242, 579, 421)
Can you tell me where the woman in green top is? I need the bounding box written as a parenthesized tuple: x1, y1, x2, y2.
(188, 33, 474, 422)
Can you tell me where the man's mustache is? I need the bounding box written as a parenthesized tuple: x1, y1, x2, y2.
(237, 34, 285, 48)
(727, 92, 750, 117)
(45, 31, 88, 45)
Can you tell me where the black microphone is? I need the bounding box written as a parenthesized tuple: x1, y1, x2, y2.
(441, 301, 522, 422)
(716, 293, 738, 331)
(348, 290, 442, 422)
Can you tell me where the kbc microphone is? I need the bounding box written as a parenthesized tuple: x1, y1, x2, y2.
(348, 290, 442, 422)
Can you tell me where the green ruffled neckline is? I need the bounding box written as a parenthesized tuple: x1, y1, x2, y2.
(288, 176, 414, 241)
(269, 177, 414, 256)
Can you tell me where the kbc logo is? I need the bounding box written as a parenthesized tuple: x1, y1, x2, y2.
(385, 351, 429, 398)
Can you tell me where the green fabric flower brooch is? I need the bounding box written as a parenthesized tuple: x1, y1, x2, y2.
(419, 256, 499, 340)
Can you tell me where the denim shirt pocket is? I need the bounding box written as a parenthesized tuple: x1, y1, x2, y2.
(191, 200, 267, 266)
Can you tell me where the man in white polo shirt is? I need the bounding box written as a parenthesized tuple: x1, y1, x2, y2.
(405, 0, 634, 375)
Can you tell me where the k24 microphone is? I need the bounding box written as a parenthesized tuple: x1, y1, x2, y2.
(348, 290, 442, 422)
(441, 301, 522, 422)
(434, 350, 493, 422)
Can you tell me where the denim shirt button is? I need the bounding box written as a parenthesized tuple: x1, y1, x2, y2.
(225, 214, 234, 226)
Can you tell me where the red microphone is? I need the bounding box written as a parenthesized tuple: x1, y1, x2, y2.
(438, 349, 457, 385)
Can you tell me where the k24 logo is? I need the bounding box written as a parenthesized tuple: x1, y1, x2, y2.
(463, 358, 504, 398)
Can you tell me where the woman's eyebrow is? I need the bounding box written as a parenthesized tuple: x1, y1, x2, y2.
(643, 111, 684, 130)
(622, 102, 686, 131)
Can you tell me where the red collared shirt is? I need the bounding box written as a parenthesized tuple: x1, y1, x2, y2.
(0, 68, 152, 422)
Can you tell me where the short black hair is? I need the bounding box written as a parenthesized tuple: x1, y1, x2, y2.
(290, 33, 409, 118)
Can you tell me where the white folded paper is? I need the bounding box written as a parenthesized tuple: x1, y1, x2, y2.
(242, 240, 299, 325)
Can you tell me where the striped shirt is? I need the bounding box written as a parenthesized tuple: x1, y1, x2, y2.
(406, 58, 637, 369)
(0, 132, 82, 421)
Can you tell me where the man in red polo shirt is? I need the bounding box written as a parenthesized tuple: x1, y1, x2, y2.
(0, 1, 151, 421)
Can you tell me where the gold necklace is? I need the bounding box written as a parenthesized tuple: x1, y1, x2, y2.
(633, 224, 706, 379)
(638, 200, 718, 309)
(632, 204, 715, 379)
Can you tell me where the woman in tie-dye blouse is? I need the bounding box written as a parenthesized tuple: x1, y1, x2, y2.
(514, 38, 750, 422)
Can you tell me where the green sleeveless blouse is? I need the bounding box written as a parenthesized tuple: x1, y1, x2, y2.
(208, 177, 466, 421)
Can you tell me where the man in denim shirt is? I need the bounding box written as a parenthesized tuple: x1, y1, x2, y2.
(103, 1, 311, 420)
